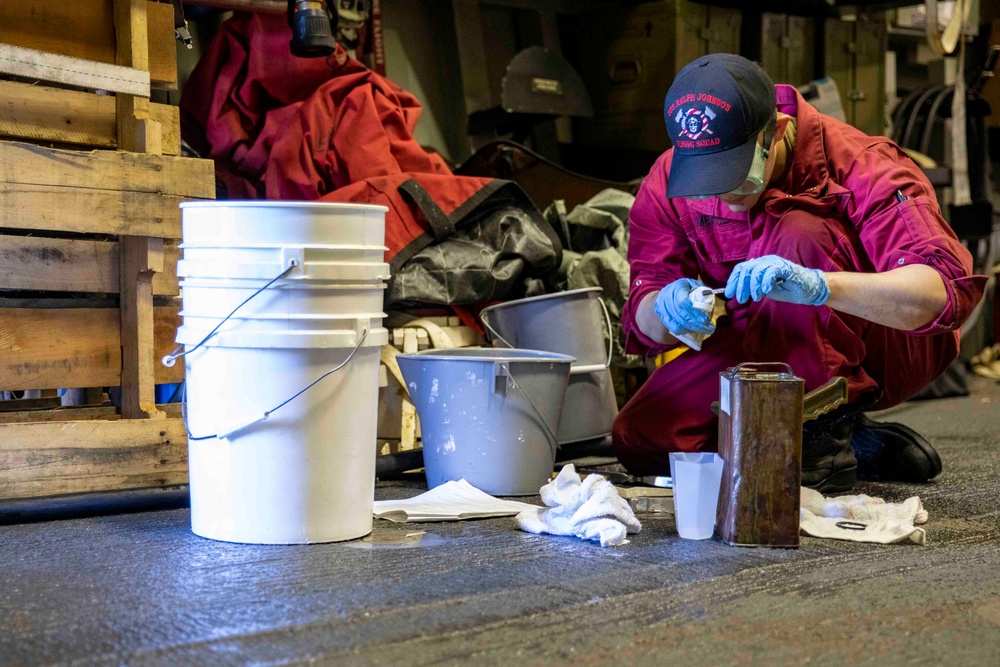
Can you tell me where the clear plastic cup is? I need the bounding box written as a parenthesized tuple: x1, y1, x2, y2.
(669, 452, 724, 540)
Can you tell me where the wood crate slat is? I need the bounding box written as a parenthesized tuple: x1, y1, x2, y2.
(0, 80, 181, 154)
(0, 184, 185, 237)
(0, 403, 181, 425)
(0, 1, 178, 89)
(0, 140, 213, 198)
(146, 0, 178, 89)
(0, 43, 150, 97)
(0, 306, 183, 391)
(0, 236, 179, 295)
(0, 417, 188, 500)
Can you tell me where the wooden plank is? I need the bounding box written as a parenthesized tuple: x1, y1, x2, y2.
(0, 406, 119, 425)
(114, 0, 152, 151)
(0, 403, 181, 425)
(0, 2, 118, 68)
(0, 2, 176, 89)
(0, 417, 188, 500)
(0, 80, 182, 154)
(0, 43, 150, 97)
(0, 139, 214, 237)
(0, 236, 179, 295)
(0, 305, 183, 391)
(120, 236, 165, 419)
(0, 184, 187, 238)
(146, 0, 178, 89)
(0, 140, 214, 198)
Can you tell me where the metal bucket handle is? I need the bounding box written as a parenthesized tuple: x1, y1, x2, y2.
(493, 361, 560, 460)
(162, 259, 299, 368)
(183, 327, 370, 441)
(481, 292, 614, 371)
(171, 259, 371, 441)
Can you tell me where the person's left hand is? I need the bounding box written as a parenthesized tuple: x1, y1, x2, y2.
(725, 255, 830, 306)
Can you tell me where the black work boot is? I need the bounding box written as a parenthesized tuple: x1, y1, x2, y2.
(801, 411, 859, 493)
(851, 414, 942, 483)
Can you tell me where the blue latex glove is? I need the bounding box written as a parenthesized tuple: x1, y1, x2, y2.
(724, 255, 830, 305)
(654, 278, 716, 336)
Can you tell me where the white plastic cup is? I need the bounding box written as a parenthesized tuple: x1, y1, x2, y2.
(669, 452, 724, 540)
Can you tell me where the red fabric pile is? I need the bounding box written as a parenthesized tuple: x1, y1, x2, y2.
(180, 13, 495, 267)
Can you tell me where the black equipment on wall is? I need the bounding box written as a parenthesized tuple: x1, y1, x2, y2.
(287, 0, 339, 58)
(468, 47, 593, 142)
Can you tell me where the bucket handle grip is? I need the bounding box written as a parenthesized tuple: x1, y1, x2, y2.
(481, 293, 615, 370)
(162, 261, 298, 368)
(494, 361, 559, 460)
(184, 328, 370, 441)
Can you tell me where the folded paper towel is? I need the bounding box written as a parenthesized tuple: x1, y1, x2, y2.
(374, 479, 540, 522)
(800, 487, 928, 545)
(516, 464, 641, 547)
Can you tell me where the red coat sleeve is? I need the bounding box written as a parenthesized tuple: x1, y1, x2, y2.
(840, 142, 987, 334)
(622, 155, 701, 355)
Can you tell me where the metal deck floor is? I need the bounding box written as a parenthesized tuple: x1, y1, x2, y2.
(2, 377, 999, 666)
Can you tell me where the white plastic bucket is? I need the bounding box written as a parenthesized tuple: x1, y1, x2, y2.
(179, 280, 386, 319)
(177, 200, 389, 545)
(184, 331, 384, 544)
(179, 201, 388, 247)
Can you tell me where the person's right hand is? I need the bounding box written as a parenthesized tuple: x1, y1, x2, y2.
(654, 278, 716, 337)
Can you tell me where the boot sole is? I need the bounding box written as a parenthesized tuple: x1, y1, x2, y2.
(803, 465, 858, 494)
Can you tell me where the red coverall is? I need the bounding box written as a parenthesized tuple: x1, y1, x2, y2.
(613, 85, 987, 476)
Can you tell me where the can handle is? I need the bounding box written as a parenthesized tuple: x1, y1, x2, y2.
(728, 362, 794, 378)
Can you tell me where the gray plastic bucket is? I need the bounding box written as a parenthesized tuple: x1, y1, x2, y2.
(396, 348, 574, 496)
(479, 287, 612, 372)
(559, 367, 619, 444)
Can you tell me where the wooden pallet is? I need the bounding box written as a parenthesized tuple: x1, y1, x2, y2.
(0, 0, 215, 501)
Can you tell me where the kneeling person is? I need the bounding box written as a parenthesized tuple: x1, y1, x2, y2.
(613, 53, 987, 491)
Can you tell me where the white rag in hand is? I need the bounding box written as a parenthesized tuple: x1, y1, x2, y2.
(515, 464, 641, 547)
(800, 487, 929, 545)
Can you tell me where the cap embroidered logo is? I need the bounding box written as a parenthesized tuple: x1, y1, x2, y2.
(676, 107, 716, 141)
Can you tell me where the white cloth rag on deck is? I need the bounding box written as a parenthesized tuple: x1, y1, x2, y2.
(800, 487, 929, 545)
(516, 464, 641, 547)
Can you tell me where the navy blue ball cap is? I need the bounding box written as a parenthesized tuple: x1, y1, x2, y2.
(663, 53, 776, 198)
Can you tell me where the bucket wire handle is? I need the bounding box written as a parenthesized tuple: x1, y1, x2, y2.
(497, 362, 559, 460)
(184, 328, 370, 441)
(483, 292, 615, 370)
(481, 309, 516, 349)
(161, 261, 298, 368)
(597, 294, 613, 369)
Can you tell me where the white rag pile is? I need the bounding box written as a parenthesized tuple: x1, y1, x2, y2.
(800, 487, 929, 545)
(516, 464, 641, 547)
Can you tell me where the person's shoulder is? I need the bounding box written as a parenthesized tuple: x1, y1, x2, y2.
(814, 114, 912, 174)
